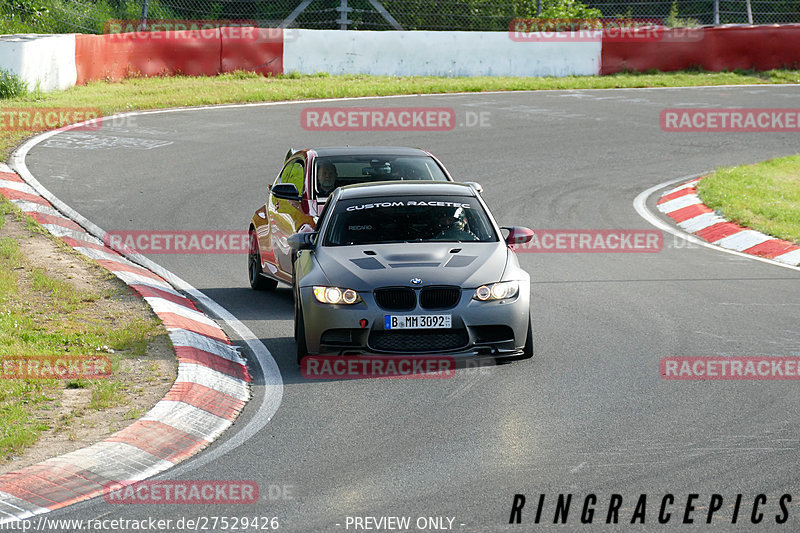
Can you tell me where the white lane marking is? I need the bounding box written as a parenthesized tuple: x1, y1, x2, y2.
(12, 123, 283, 483)
(668, 179, 701, 193)
(145, 296, 221, 328)
(40, 224, 103, 245)
(774, 248, 800, 266)
(73, 246, 127, 263)
(678, 212, 726, 233)
(176, 362, 250, 401)
(64, 441, 174, 481)
(0, 180, 37, 194)
(656, 194, 702, 213)
(141, 401, 231, 441)
(633, 174, 800, 273)
(110, 270, 172, 290)
(8, 200, 61, 217)
(168, 329, 245, 364)
(712, 230, 772, 251)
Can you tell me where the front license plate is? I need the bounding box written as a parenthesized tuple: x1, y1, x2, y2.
(384, 315, 452, 330)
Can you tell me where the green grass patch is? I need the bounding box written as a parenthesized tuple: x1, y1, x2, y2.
(0, 197, 168, 461)
(0, 68, 28, 100)
(30, 268, 98, 312)
(89, 381, 126, 410)
(2, 69, 800, 159)
(698, 155, 800, 245)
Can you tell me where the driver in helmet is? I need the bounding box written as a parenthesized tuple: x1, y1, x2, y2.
(433, 209, 476, 241)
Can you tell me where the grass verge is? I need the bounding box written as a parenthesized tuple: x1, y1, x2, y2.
(2, 69, 800, 159)
(698, 156, 800, 245)
(0, 197, 175, 467)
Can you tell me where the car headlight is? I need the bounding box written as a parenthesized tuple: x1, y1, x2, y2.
(474, 281, 519, 301)
(313, 286, 360, 305)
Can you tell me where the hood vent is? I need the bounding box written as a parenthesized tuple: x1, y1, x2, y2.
(389, 262, 440, 268)
(350, 257, 385, 270)
(444, 255, 477, 268)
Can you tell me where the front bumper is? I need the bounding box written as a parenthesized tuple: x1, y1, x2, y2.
(299, 284, 530, 358)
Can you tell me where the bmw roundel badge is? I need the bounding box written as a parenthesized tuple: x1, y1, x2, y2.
(411, 278, 422, 285)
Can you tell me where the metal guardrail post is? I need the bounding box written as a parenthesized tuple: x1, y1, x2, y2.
(139, 0, 149, 30)
(337, 0, 353, 29)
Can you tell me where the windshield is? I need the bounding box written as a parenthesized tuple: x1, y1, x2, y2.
(314, 155, 448, 196)
(323, 195, 498, 246)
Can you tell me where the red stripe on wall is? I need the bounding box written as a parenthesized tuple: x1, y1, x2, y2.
(75, 27, 284, 84)
(602, 25, 800, 75)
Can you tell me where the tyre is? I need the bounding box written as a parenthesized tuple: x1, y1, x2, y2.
(295, 298, 308, 366)
(248, 230, 277, 291)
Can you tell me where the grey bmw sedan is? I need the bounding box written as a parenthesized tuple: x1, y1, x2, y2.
(289, 181, 534, 365)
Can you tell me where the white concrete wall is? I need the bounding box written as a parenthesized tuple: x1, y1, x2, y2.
(284, 30, 601, 77)
(0, 34, 77, 92)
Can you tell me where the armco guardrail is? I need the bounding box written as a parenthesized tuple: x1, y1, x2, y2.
(2, 26, 800, 92)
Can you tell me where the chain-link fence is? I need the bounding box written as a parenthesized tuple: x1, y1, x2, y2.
(5, 0, 800, 35)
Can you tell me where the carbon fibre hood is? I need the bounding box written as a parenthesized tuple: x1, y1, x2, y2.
(310, 242, 510, 290)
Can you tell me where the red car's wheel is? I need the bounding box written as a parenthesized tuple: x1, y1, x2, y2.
(248, 231, 277, 291)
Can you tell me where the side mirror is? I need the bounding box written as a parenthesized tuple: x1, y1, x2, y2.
(271, 183, 301, 201)
(464, 181, 483, 194)
(288, 232, 317, 251)
(502, 226, 534, 246)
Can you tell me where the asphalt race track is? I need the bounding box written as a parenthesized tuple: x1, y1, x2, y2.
(23, 86, 800, 531)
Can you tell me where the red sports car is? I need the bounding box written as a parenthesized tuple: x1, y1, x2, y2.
(248, 146, 460, 290)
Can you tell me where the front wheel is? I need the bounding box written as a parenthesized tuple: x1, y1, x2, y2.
(248, 231, 277, 291)
(295, 299, 308, 366)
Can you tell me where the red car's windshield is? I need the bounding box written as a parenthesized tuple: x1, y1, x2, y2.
(314, 155, 449, 196)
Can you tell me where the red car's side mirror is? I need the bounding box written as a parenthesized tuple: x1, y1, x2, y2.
(502, 226, 535, 246)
